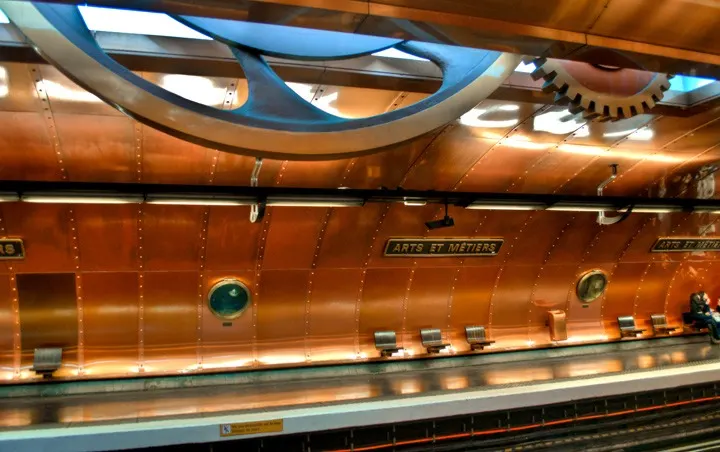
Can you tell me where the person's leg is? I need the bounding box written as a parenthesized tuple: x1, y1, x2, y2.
(709, 318, 720, 342)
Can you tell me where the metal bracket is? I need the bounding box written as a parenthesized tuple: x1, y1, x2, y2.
(597, 164, 630, 225)
(250, 158, 265, 223)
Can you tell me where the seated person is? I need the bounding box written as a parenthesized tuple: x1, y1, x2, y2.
(689, 291, 720, 342)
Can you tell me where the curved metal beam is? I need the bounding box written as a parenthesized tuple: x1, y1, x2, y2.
(0, 1, 520, 160)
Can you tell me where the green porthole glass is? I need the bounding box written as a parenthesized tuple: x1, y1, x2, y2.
(208, 279, 250, 320)
(576, 270, 608, 303)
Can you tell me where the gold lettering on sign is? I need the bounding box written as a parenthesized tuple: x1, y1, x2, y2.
(0, 239, 24, 260)
(384, 238, 503, 257)
(652, 237, 720, 253)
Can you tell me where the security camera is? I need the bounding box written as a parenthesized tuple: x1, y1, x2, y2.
(425, 215, 454, 230)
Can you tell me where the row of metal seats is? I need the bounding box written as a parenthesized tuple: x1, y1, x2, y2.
(26, 316, 678, 376)
(617, 314, 677, 338)
(374, 326, 494, 357)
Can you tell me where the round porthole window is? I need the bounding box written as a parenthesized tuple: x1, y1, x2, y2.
(576, 270, 608, 303)
(208, 279, 251, 320)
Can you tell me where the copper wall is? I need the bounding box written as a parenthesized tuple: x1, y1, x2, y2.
(0, 62, 719, 381)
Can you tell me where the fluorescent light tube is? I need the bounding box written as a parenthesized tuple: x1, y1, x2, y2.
(146, 194, 254, 206)
(465, 201, 545, 211)
(21, 192, 142, 204)
(267, 196, 364, 207)
(0, 192, 18, 202)
(546, 203, 616, 212)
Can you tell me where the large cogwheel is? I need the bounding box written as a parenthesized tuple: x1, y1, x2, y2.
(528, 56, 672, 122)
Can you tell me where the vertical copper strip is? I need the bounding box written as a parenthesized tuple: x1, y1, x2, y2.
(354, 204, 392, 352)
(134, 123, 143, 183)
(304, 208, 332, 361)
(197, 210, 210, 370)
(487, 214, 537, 338)
(394, 126, 458, 348)
(528, 216, 575, 340)
(194, 80, 235, 370)
(30, 65, 68, 181)
(0, 213, 19, 378)
(68, 208, 84, 375)
(251, 161, 288, 364)
(134, 120, 145, 373)
(137, 206, 145, 372)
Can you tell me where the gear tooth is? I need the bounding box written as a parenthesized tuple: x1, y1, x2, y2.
(641, 101, 652, 112)
(541, 79, 562, 94)
(582, 110, 601, 121)
(568, 102, 585, 114)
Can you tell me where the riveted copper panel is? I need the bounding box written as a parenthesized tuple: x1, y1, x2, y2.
(74, 205, 139, 272)
(255, 269, 308, 365)
(0, 275, 14, 380)
(262, 208, 327, 270)
(403, 267, 455, 352)
(141, 127, 215, 185)
(358, 268, 411, 352)
(602, 262, 648, 337)
(0, 63, 42, 113)
(564, 115, 654, 147)
(17, 273, 77, 376)
(0, 112, 61, 181)
(39, 65, 119, 116)
(372, 0, 608, 32)
(633, 261, 681, 331)
(447, 265, 499, 349)
(507, 150, 595, 194)
(54, 115, 136, 182)
(581, 215, 655, 266)
(342, 133, 437, 189)
(489, 264, 539, 347)
(142, 205, 204, 272)
(307, 268, 362, 361)
(142, 271, 198, 372)
(401, 129, 495, 191)
(316, 204, 386, 269)
(275, 160, 350, 188)
(204, 207, 261, 272)
(590, 0, 719, 54)
(1, 203, 74, 273)
(82, 272, 139, 376)
(201, 270, 255, 371)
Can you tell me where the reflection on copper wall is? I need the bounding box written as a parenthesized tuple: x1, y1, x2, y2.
(0, 62, 719, 382)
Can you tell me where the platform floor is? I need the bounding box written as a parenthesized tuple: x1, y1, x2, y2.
(1, 336, 717, 430)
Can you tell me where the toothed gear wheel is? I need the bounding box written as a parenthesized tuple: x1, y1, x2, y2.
(527, 56, 672, 122)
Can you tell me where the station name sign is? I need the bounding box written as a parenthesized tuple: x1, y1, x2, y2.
(651, 237, 720, 252)
(0, 239, 24, 259)
(384, 238, 503, 257)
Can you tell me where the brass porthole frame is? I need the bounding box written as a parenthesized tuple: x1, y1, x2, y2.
(207, 278, 251, 320)
(576, 270, 608, 303)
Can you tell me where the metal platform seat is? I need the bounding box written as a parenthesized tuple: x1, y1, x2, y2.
(617, 316, 645, 338)
(420, 328, 449, 354)
(651, 314, 677, 335)
(374, 331, 402, 357)
(32, 347, 62, 378)
(465, 325, 495, 351)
